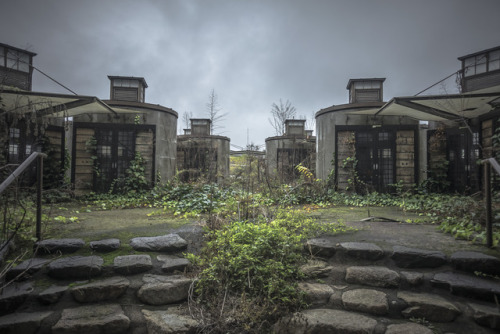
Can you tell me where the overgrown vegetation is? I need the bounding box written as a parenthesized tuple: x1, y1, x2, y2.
(2, 146, 500, 332)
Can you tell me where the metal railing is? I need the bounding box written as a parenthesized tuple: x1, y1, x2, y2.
(0, 152, 46, 241)
(482, 158, 500, 248)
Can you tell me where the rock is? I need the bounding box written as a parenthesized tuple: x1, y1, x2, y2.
(35, 238, 85, 254)
(339, 242, 385, 260)
(89, 238, 120, 252)
(47, 256, 103, 279)
(391, 246, 447, 268)
(345, 266, 400, 288)
(157, 255, 190, 273)
(298, 283, 334, 305)
(342, 289, 389, 315)
(70, 276, 130, 303)
(0, 283, 33, 315)
(385, 322, 434, 334)
(137, 274, 192, 305)
(304, 238, 336, 258)
(398, 291, 461, 322)
(431, 271, 500, 302)
(274, 308, 378, 334)
(6, 258, 51, 281)
(450, 251, 500, 276)
(52, 304, 130, 334)
(0, 311, 53, 334)
(469, 302, 500, 329)
(299, 259, 333, 278)
(142, 309, 199, 334)
(400, 271, 424, 286)
(38, 285, 67, 304)
(130, 234, 188, 252)
(113, 254, 153, 275)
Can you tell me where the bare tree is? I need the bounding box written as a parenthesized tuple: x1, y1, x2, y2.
(269, 99, 297, 136)
(181, 111, 193, 133)
(206, 89, 227, 134)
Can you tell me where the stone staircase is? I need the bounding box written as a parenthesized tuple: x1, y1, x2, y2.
(0, 231, 499, 333)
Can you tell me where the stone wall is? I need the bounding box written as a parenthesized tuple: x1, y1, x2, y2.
(396, 130, 415, 187)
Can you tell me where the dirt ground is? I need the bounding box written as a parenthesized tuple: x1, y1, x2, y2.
(42, 204, 500, 258)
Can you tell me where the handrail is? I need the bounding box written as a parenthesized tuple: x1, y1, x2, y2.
(0, 152, 46, 194)
(0, 152, 47, 241)
(481, 158, 500, 248)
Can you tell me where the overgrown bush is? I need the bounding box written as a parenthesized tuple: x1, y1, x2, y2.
(186, 209, 355, 333)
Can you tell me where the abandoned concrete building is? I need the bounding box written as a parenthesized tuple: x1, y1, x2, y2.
(316, 78, 421, 192)
(265, 119, 316, 183)
(176, 118, 230, 183)
(316, 45, 500, 193)
(70, 76, 178, 194)
(0, 43, 67, 188)
(1, 42, 179, 194)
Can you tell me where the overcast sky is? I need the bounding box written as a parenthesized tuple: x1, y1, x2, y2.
(1, 0, 500, 149)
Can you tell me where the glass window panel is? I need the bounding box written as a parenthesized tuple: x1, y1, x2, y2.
(25, 144, 31, 155)
(476, 55, 487, 74)
(463, 57, 474, 77)
(0, 47, 4, 66)
(10, 128, 20, 138)
(488, 50, 500, 71)
(113, 79, 123, 87)
(6, 55, 16, 69)
(9, 144, 18, 155)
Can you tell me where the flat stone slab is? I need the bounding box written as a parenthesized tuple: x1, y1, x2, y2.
(342, 288, 389, 315)
(339, 242, 384, 260)
(431, 271, 500, 301)
(142, 309, 199, 333)
(157, 255, 190, 273)
(0, 311, 53, 334)
(298, 283, 334, 305)
(385, 322, 434, 334)
(137, 274, 192, 305)
(35, 238, 85, 254)
(345, 266, 400, 288)
(274, 308, 378, 334)
(398, 291, 461, 322)
(0, 283, 33, 315)
(469, 302, 500, 329)
(130, 234, 188, 252)
(52, 304, 130, 334)
(89, 238, 120, 252)
(113, 254, 152, 275)
(304, 238, 336, 258)
(299, 259, 333, 278)
(450, 251, 500, 276)
(6, 258, 51, 280)
(70, 276, 130, 303)
(47, 256, 103, 279)
(38, 285, 67, 304)
(400, 271, 424, 286)
(391, 246, 447, 268)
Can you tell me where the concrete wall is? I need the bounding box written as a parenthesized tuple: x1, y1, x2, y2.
(316, 108, 421, 189)
(265, 135, 316, 183)
(70, 103, 178, 193)
(176, 135, 230, 183)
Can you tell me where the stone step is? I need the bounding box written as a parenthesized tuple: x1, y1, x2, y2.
(0, 311, 53, 334)
(47, 256, 103, 280)
(431, 271, 500, 302)
(305, 238, 500, 276)
(69, 276, 130, 303)
(51, 304, 130, 334)
(34, 239, 85, 255)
